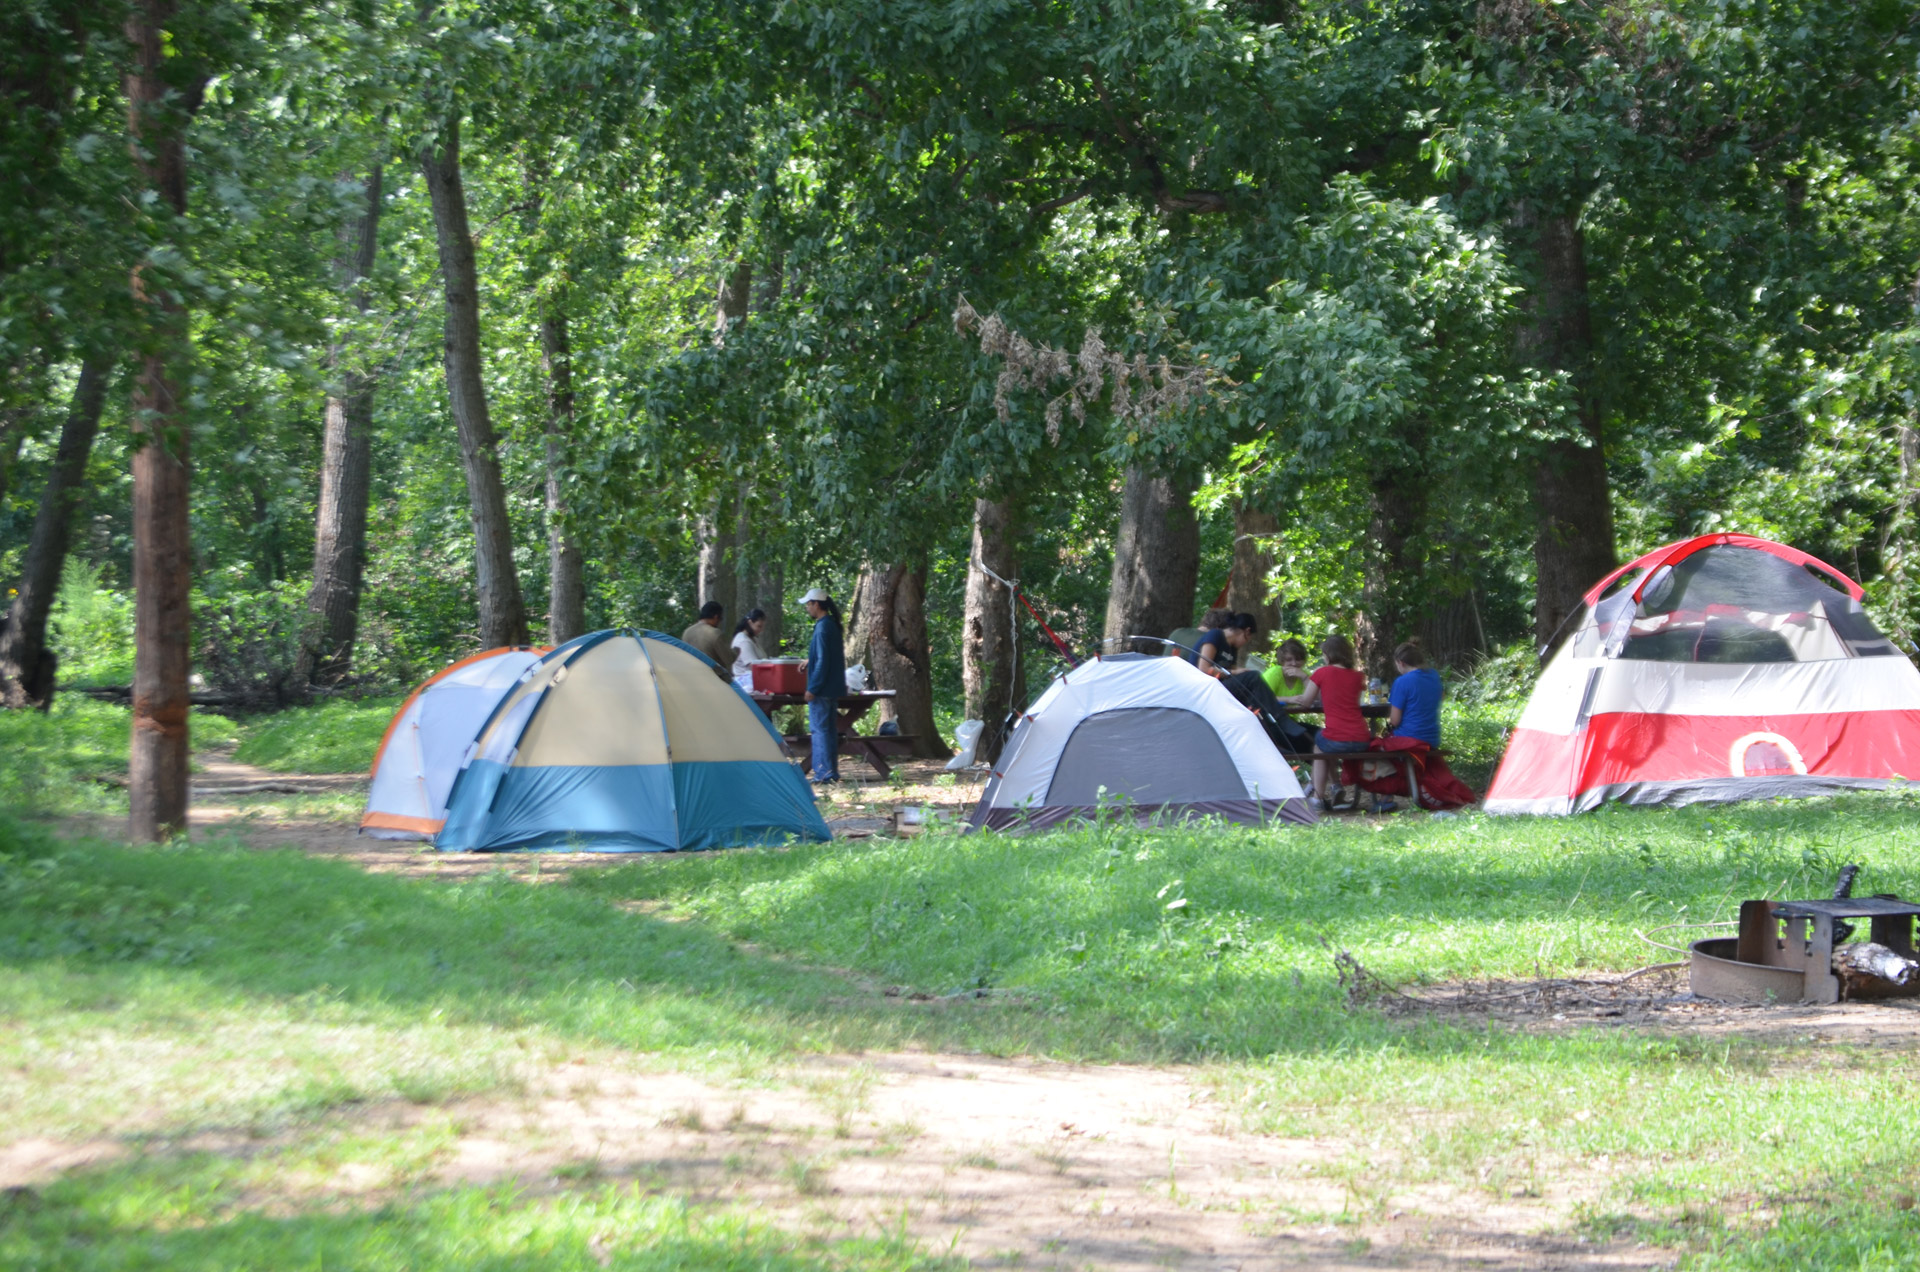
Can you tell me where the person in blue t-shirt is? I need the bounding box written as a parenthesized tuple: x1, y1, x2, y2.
(1387, 641, 1443, 748)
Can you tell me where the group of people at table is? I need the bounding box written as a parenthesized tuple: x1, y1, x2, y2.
(679, 587, 1446, 809)
(1182, 611, 1442, 813)
(679, 588, 850, 785)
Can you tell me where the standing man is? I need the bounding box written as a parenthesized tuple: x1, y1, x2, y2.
(680, 601, 732, 680)
(800, 587, 846, 784)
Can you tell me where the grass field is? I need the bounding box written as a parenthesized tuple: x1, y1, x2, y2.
(5, 693, 1920, 1267)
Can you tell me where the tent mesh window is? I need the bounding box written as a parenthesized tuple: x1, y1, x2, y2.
(1575, 547, 1900, 663)
(1045, 707, 1249, 806)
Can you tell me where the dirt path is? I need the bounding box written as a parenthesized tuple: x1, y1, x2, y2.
(53, 753, 1920, 1265)
(146, 752, 989, 879)
(1, 1050, 1664, 1270)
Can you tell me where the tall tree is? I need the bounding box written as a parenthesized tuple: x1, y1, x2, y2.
(0, 355, 110, 708)
(124, 0, 206, 841)
(538, 291, 584, 644)
(421, 116, 528, 647)
(963, 494, 1019, 760)
(299, 162, 383, 684)
(1103, 467, 1199, 652)
(849, 560, 951, 758)
(1226, 501, 1282, 652)
(696, 262, 753, 617)
(1515, 207, 1614, 651)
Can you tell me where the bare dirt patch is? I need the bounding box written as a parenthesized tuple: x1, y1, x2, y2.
(1386, 966, 1920, 1044)
(2, 1053, 1672, 1270)
(63, 754, 987, 881)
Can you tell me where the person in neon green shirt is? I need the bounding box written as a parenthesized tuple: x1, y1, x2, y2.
(1259, 638, 1315, 753)
(1261, 638, 1310, 697)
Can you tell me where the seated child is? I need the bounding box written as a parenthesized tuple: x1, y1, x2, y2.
(1387, 641, 1443, 749)
(1257, 637, 1316, 753)
(1282, 634, 1369, 810)
(1261, 638, 1309, 697)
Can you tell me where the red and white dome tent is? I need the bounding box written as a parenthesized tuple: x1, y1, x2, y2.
(1484, 533, 1920, 815)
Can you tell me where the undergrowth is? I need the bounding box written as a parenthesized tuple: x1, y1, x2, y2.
(230, 694, 403, 773)
(0, 699, 237, 816)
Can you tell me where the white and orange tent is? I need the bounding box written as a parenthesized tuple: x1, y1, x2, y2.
(361, 647, 547, 839)
(1485, 534, 1920, 814)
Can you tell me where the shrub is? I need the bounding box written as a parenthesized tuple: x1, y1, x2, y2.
(49, 560, 135, 688)
(194, 578, 314, 710)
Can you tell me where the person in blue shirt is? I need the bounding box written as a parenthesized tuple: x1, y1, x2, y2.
(801, 587, 848, 783)
(1387, 641, 1443, 749)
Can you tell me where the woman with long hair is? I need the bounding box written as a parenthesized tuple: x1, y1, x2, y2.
(729, 608, 769, 690)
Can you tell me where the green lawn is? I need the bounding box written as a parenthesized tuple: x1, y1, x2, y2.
(6, 698, 1920, 1267)
(229, 693, 403, 773)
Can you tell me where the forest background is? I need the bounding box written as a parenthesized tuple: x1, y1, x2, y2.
(5, 0, 1920, 836)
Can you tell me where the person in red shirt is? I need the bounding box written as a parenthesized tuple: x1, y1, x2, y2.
(1282, 634, 1370, 811)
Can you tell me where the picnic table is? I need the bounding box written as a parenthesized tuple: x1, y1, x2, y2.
(747, 689, 916, 779)
(1279, 702, 1393, 720)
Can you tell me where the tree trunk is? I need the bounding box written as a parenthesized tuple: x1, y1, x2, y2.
(0, 355, 110, 708)
(1227, 501, 1282, 652)
(748, 556, 784, 653)
(843, 565, 874, 670)
(857, 560, 951, 758)
(715, 260, 752, 338)
(1102, 467, 1200, 653)
(693, 262, 757, 621)
(124, 0, 204, 842)
(695, 501, 739, 619)
(964, 495, 1018, 761)
(539, 296, 585, 644)
(1356, 434, 1427, 683)
(422, 117, 529, 648)
(0, 408, 27, 516)
(300, 163, 383, 685)
(1417, 590, 1484, 671)
(1516, 207, 1615, 651)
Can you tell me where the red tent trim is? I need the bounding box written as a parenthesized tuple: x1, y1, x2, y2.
(1581, 533, 1863, 608)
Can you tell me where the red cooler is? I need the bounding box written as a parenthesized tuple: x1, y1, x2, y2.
(752, 660, 809, 695)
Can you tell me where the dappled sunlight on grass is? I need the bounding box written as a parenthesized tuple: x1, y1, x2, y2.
(0, 700, 238, 817)
(571, 792, 1920, 1057)
(230, 695, 402, 774)
(1, 1150, 956, 1272)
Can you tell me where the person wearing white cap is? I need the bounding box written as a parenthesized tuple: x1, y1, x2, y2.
(800, 587, 847, 783)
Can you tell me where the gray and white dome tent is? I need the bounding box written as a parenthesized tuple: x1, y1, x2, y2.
(968, 653, 1314, 831)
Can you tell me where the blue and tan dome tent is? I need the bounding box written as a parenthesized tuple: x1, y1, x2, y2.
(436, 629, 831, 852)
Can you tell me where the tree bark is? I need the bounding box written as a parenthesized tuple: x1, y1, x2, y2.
(747, 554, 784, 653)
(695, 499, 739, 620)
(422, 117, 529, 648)
(124, 0, 204, 842)
(715, 260, 752, 338)
(843, 564, 874, 670)
(539, 296, 585, 644)
(1102, 467, 1200, 653)
(1516, 207, 1615, 651)
(964, 495, 1019, 761)
(0, 355, 110, 708)
(0, 408, 27, 516)
(1355, 434, 1427, 683)
(855, 561, 951, 758)
(299, 163, 383, 685)
(694, 262, 757, 620)
(1227, 501, 1282, 652)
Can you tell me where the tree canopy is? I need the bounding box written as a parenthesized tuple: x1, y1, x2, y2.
(5, 0, 1920, 808)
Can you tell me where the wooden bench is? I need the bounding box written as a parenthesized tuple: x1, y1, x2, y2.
(781, 732, 917, 780)
(1304, 749, 1422, 809)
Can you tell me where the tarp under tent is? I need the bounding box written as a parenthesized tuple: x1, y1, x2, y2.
(361, 646, 547, 840)
(1485, 533, 1920, 815)
(969, 653, 1314, 830)
(435, 629, 831, 852)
